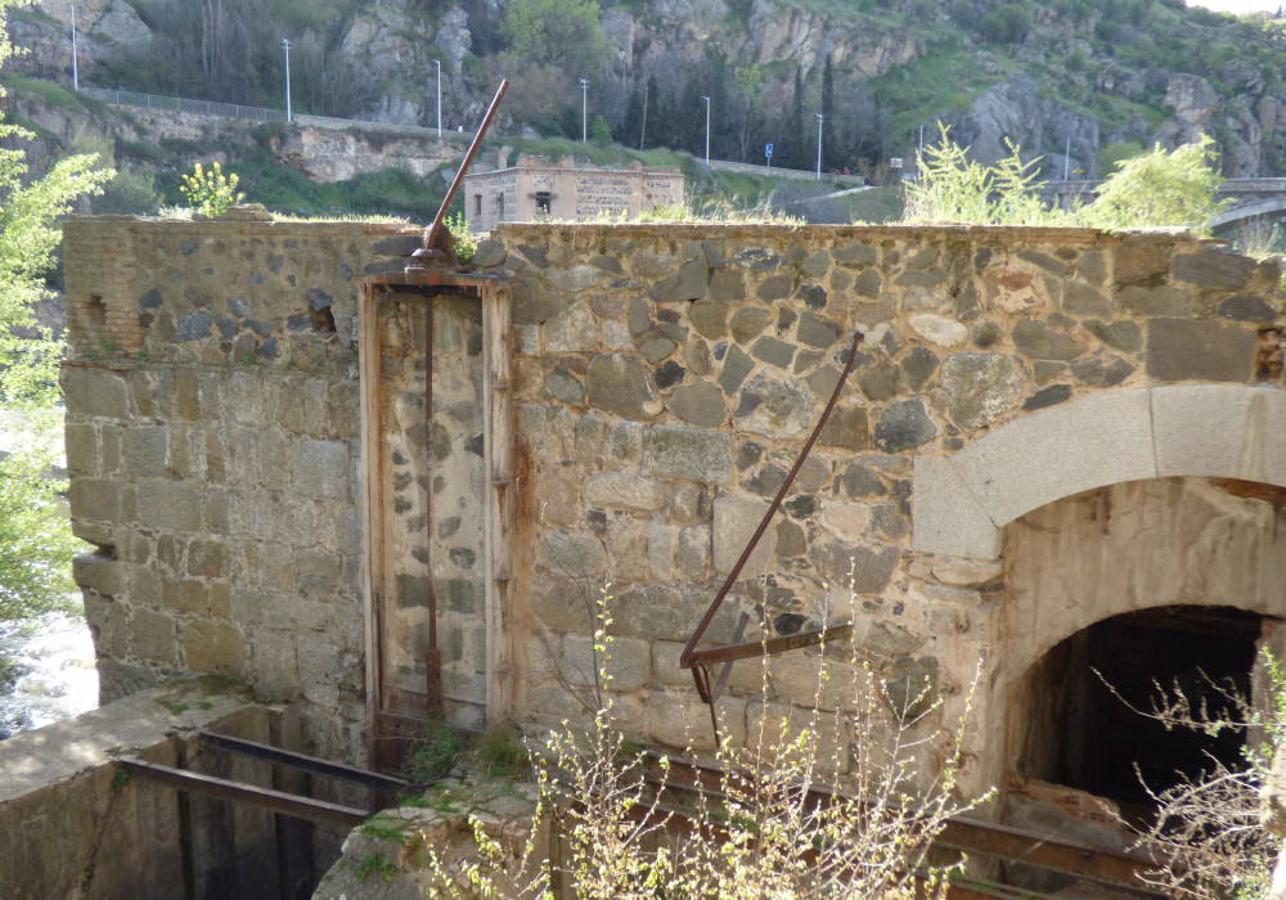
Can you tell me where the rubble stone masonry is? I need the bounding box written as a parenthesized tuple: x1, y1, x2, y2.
(61, 216, 1285, 777)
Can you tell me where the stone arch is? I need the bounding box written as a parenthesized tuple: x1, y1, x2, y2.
(912, 385, 1286, 560)
(985, 476, 1286, 797)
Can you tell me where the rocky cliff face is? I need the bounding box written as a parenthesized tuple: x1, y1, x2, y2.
(11, 0, 1285, 177)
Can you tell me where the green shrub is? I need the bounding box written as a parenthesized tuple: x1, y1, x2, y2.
(474, 724, 529, 778)
(0, 416, 80, 622)
(403, 718, 463, 784)
(1078, 136, 1228, 234)
(446, 210, 477, 262)
(94, 166, 162, 215)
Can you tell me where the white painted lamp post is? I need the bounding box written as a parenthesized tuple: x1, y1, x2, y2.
(70, 4, 79, 92)
(578, 78, 590, 142)
(434, 58, 442, 140)
(815, 113, 825, 181)
(701, 95, 711, 167)
(281, 38, 293, 123)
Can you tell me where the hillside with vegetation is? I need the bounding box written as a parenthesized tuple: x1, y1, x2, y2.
(2, 0, 1284, 218)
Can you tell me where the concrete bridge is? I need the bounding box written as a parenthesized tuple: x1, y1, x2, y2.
(1042, 177, 1286, 228)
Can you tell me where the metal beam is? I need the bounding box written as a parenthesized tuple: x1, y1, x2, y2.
(197, 731, 409, 790)
(119, 759, 369, 827)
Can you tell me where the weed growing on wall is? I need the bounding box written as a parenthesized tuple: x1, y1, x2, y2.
(178, 162, 246, 218)
(446, 211, 478, 263)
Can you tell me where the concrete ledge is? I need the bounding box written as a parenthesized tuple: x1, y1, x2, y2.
(0, 683, 252, 804)
(912, 385, 1286, 560)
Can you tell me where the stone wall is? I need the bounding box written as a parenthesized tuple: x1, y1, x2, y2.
(472, 222, 1284, 787)
(62, 215, 420, 761)
(62, 216, 1285, 789)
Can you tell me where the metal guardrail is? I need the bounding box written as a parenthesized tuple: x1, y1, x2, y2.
(80, 85, 473, 141)
(707, 157, 867, 185)
(79, 82, 877, 183)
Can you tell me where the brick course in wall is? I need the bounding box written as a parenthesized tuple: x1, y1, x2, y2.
(62, 216, 420, 761)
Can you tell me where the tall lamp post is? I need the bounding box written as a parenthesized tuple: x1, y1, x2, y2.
(701, 95, 711, 167)
(434, 58, 442, 140)
(281, 38, 293, 124)
(70, 4, 79, 92)
(578, 78, 590, 142)
(815, 113, 825, 181)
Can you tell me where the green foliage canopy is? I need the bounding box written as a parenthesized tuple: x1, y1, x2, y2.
(0, 0, 111, 624)
(905, 125, 1228, 234)
(1078, 136, 1228, 234)
(0, 414, 80, 621)
(501, 0, 606, 75)
(0, 0, 112, 404)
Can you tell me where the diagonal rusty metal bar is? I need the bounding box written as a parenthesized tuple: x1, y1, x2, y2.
(680, 330, 864, 739)
(418, 79, 510, 258)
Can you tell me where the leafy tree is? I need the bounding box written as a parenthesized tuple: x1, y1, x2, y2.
(905, 125, 1227, 234)
(501, 0, 606, 76)
(821, 55, 837, 169)
(0, 0, 112, 404)
(0, 0, 111, 624)
(1078, 137, 1228, 234)
(979, 3, 1032, 43)
(0, 416, 80, 621)
(777, 67, 806, 170)
(590, 114, 612, 146)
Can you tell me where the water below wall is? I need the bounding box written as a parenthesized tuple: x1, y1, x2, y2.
(0, 601, 98, 739)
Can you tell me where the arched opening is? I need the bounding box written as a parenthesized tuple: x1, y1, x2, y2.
(1017, 604, 1265, 817)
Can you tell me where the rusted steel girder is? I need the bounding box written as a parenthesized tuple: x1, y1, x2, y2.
(415, 79, 510, 264)
(638, 752, 1164, 895)
(119, 759, 370, 827)
(680, 330, 865, 741)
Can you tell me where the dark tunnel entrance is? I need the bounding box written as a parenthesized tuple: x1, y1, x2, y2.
(1019, 605, 1265, 818)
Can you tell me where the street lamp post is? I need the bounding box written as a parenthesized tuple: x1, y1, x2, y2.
(578, 78, 590, 142)
(281, 38, 293, 124)
(701, 96, 711, 167)
(70, 4, 79, 92)
(434, 58, 442, 140)
(815, 113, 824, 181)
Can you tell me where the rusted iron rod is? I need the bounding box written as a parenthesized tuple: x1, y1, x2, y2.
(680, 329, 864, 675)
(197, 731, 409, 790)
(119, 759, 369, 827)
(424, 303, 443, 715)
(688, 623, 855, 667)
(422, 79, 510, 253)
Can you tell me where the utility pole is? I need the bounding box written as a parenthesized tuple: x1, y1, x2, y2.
(434, 59, 442, 140)
(70, 4, 79, 92)
(1063, 134, 1071, 181)
(578, 78, 590, 142)
(815, 113, 824, 181)
(639, 80, 649, 150)
(701, 95, 711, 167)
(281, 38, 293, 123)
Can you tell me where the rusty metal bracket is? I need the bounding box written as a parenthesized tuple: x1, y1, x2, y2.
(413, 79, 510, 267)
(680, 329, 865, 741)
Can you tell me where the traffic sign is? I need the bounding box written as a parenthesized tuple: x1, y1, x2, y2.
(765, 143, 774, 160)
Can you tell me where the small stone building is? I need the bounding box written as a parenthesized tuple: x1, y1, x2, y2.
(59, 215, 1285, 834)
(462, 153, 684, 232)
